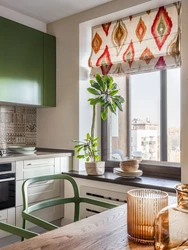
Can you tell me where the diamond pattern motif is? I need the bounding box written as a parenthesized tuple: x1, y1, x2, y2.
(89, 3, 181, 75)
(112, 20, 128, 56)
(155, 56, 166, 69)
(167, 33, 181, 65)
(139, 47, 154, 64)
(136, 17, 147, 43)
(122, 40, 135, 68)
(92, 32, 102, 54)
(96, 46, 112, 75)
(102, 22, 111, 36)
(151, 6, 172, 50)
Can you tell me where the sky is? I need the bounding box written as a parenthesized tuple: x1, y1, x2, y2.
(130, 68, 180, 128)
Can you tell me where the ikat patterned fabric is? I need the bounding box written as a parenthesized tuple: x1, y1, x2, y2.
(89, 2, 181, 76)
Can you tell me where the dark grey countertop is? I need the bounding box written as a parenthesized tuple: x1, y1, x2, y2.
(62, 170, 179, 193)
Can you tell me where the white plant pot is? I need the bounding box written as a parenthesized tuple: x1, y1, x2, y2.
(85, 161, 105, 176)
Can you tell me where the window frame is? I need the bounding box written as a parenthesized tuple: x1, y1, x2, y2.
(101, 69, 181, 180)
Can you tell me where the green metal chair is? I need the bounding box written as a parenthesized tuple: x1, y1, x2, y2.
(22, 174, 117, 231)
(0, 221, 38, 239)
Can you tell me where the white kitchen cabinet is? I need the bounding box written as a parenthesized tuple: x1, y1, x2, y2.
(15, 156, 72, 230)
(64, 177, 131, 222)
(16, 205, 63, 229)
(0, 208, 15, 238)
(16, 179, 61, 207)
(16, 158, 57, 180)
(64, 177, 176, 222)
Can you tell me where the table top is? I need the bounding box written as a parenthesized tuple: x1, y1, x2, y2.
(2, 204, 154, 250)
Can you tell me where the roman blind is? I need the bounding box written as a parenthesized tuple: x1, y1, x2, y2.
(88, 2, 181, 76)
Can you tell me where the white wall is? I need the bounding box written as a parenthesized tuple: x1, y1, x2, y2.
(0, 4, 46, 32)
(37, 0, 188, 179)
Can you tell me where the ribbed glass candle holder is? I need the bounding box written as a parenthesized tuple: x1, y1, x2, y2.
(127, 189, 168, 245)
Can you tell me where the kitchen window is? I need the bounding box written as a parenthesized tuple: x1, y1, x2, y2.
(101, 68, 181, 179)
(88, 2, 181, 179)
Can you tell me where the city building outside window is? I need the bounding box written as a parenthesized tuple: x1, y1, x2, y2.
(102, 68, 180, 178)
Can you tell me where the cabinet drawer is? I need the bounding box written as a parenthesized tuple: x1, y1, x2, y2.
(0, 208, 15, 238)
(16, 179, 61, 206)
(0, 209, 7, 221)
(24, 158, 55, 168)
(23, 166, 55, 179)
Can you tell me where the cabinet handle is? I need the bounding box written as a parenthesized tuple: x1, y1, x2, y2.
(27, 162, 50, 166)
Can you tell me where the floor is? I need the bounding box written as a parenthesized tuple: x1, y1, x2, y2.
(0, 218, 71, 248)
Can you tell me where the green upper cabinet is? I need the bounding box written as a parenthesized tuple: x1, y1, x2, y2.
(0, 17, 43, 105)
(0, 17, 56, 106)
(43, 33, 56, 107)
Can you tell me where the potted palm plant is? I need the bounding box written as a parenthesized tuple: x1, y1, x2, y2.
(73, 74, 124, 175)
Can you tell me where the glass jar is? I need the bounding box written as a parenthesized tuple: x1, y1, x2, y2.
(127, 189, 168, 245)
(154, 184, 188, 250)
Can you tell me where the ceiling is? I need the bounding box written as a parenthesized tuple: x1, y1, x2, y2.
(0, 0, 114, 23)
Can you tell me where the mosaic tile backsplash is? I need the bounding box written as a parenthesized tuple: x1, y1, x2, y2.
(0, 105, 36, 149)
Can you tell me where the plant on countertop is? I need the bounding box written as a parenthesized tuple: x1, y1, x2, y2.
(73, 74, 125, 162)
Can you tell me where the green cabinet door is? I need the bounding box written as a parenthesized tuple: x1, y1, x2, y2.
(43, 33, 56, 107)
(0, 17, 43, 105)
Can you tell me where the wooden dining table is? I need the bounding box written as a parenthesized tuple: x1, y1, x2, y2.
(1, 204, 155, 250)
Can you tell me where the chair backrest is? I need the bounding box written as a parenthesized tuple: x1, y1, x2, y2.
(22, 174, 117, 231)
(22, 174, 81, 230)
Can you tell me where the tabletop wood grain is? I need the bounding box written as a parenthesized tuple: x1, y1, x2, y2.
(1, 204, 154, 250)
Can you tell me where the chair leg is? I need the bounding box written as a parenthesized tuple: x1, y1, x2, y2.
(74, 202, 80, 222)
(21, 219, 26, 241)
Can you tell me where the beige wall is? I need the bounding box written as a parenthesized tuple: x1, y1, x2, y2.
(37, 0, 188, 180)
(37, 0, 151, 149)
(181, 0, 188, 183)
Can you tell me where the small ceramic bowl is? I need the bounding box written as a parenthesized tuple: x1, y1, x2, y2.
(119, 159, 139, 172)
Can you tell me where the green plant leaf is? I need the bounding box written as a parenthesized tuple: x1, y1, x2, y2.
(89, 135, 94, 140)
(95, 155, 100, 161)
(74, 144, 82, 148)
(88, 97, 101, 105)
(76, 147, 84, 153)
(96, 74, 105, 91)
(111, 83, 117, 90)
(114, 99, 123, 111)
(91, 81, 101, 91)
(104, 75, 113, 89)
(101, 101, 110, 111)
(108, 77, 113, 89)
(86, 133, 90, 140)
(86, 157, 90, 162)
(114, 95, 125, 103)
(101, 110, 107, 120)
(77, 155, 85, 159)
(109, 104, 116, 114)
(109, 89, 118, 96)
(93, 137, 99, 142)
(99, 94, 106, 103)
(87, 87, 100, 95)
